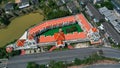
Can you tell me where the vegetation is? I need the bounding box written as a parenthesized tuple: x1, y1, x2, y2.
(0, 15, 10, 25)
(94, 0, 114, 10)
(0, 13, 44, 47)
(47, 9, 71, 20)
(66, 26, 78, 33)
(0, 0, 14, 4)
(27, 62, 39, 68)
(39, 0, 71, 20)
(49, 61, 67, 68)
(39, 23, 83, 36)
(0, 47, 21, 59)
(101, 1, 114, 10)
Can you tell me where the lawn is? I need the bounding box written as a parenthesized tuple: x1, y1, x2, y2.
(0, 13, 44, 47)
(41, 23, 83, 36)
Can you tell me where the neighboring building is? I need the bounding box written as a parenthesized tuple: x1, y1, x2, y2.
(90, 0, 103, 4)
(85, 3, 104, 22)
(31, 0, 39, 5)
(59, 6, 68, 11)
(55, 0, 64, 6)
(66, 1, 79, 14)
(15, 0, 30, 9)
(61, 0, 70, 3)
(78, 0, 89, 5)
(99, 7, 120, 33)
(111, 0, 120, 17)
(4, 3, 14, 13)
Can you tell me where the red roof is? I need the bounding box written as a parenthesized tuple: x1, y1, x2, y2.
(57, 40, 63, 45)
(92, 28, 98, 32)
(28, 34, 34, 40)
(17, 40, 26, 47)
(29, 16, 75, 35)
(54, 32, 65, 41)
(77, 14, 92, 32)
(6, 47, 13, 53)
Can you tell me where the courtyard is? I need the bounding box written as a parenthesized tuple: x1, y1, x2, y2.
(40, 23, 83, 36)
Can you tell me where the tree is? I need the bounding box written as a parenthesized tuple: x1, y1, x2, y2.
(27, 62, 39, 68)
(49, 61, 66, 68)
(0, 48, 8, 59)
(39, 64, 46, 68)
(47, 9, 71, 20)
(0, 15, 10, 25)
(0, 0, 2, 4)
(74, 58, 82, 65)
(101, 1, 114, 10)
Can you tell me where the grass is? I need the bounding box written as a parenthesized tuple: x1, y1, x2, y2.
(40, 23, 83, 36)
(0, 13, 44, 47)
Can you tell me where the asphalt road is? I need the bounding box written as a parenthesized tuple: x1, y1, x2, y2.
(102, 22, 120, 44)
(7, 47, 120, 68)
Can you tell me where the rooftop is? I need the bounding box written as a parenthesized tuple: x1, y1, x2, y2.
(4, 3, 14, 11)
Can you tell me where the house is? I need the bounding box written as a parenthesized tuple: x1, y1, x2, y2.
(59, 6, 68, 11)
(4, 3, 14, 13)
(85, 3, 104, 22)
(111, 0, 120, 17)
(61, 0, 70, 3)
(15, 0, 30, 9)
(90, 0, 103, 4)
(78, 0, 89, 5)
(31, 0, 39, 5)
(55, 0, 64, 6)
(66, 1, 79, 14)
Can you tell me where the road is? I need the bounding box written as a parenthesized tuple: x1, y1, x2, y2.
(7, 47, 120, 68)
(103, 22, 120, 44)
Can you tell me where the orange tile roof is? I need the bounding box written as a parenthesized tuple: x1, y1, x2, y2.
(39, 32, 87, 43)
(92, 28, 98, 32)
(15, 0, 21, 3)
(29, 16, 75, 35)
(65, 32, 87, 40)
(77, 14, 92, 32)
(57, 40, 63, 45)
(17, 39, 26, 47)
(54, 32, 65, 41)
(28, 34, 34, 40)
(39, 35, 56, 43)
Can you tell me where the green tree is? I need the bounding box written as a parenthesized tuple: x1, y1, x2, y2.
(74, 58, 82, 65)
(101, 1, 114, 10)
(49, 61, 66, 68)
(27, 62, 39, 68)
(0, 0, 2, 4)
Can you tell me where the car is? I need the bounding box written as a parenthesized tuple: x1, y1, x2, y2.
(97, 49, 103, 55)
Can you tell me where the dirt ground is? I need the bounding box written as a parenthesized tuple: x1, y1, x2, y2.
(68, 60, 118, 68)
